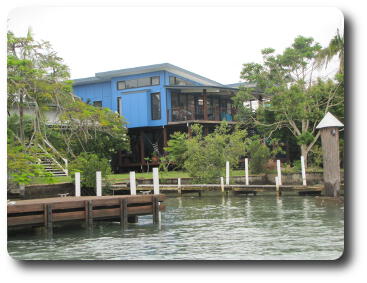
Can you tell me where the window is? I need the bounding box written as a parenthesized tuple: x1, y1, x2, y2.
(151, 92, 161, 120)
(151, 76, 160, 85)
(117, 97, 122, 115)
(169, 76, 192, 86)
(125, 79, 138, 89)
(117, 76, 161, 90)
(117, 81, 126, 90)
(138, 77, 151, 87)
(93, 101, 102, 107)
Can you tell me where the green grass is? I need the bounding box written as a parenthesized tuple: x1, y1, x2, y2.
(29, 168, 329, 185)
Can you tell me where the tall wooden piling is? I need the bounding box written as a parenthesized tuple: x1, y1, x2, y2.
(120, 198, 128, 228)
(130, 171, 136, 195)
(75, 172, 81, 197)
(301, 156, 307, 186)
(226, 161, 230, 185)
(220, 177, 224, 192)
(316, 112, 344, 197)
(96, 171, 102, 196)
(153, 167, 160, 195)
(178, 178, 182, 195)
(277, 160, 282, 185)
(245, 158, 249, 185)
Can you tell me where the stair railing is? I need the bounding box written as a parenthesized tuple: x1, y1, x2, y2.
(37, 143, 68, 176)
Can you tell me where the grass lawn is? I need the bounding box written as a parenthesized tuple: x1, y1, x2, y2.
(29, 168, 328, 185)
(29, 170, 247, 185)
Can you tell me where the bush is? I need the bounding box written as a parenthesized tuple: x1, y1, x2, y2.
(246, 138, 271, 174)
(70, 153, 111, 188)
(184, 123, 247, 183)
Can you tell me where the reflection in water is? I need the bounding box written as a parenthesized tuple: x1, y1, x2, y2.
(8, 194, 344, 260)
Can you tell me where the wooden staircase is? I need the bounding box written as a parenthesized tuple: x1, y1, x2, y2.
(34, 139, 68, 177)
(37, 155, 68, 176)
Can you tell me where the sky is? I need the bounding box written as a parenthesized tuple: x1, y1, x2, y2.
(7, 6, 343, 84)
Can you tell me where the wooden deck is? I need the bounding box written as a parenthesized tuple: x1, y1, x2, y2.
(110, 184, 324, 195)
(7, 195, 166, 229)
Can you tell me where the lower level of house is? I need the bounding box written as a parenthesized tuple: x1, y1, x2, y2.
(111, 121, 294, 173)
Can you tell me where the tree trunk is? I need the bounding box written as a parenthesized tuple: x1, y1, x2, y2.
(19, 92, 24, 144)
(300, 144, 308, 168)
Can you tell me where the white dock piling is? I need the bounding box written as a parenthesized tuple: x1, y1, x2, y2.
(220, 177, 224, 192)
(178, 178, 182, 194)
(301, 156, 307, 186)
(75, 172, 81, 197)
(153, 167, 160, 195)
(245, 158, 249, 185)
(275, 176, 280, 195)
(226, 161, 230, 185)
(129, 171, 136, 195)
(277, 160, 282, 185)
(96, 171, 102, 196)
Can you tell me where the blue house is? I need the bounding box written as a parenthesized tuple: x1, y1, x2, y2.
(73, 63, 259, 171)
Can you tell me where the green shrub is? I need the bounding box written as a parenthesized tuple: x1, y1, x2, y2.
(246, 138, 271, 174)
(70, 153, 111, 188)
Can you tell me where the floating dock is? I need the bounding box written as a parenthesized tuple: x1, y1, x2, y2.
(7, 195, 165, 230)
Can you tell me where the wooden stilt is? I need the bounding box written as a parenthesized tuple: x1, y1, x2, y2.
(152, 196, 159, 224)
(120, 198, 128, 228)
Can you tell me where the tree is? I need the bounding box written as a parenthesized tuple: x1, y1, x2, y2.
(7, 29, 72, 145)
(316, 29, 344, 74)
(235, 35, 344, 167)
(163, 131, 188, 169)
(7, 30, 130, 174)
(183, 123, 247, 182)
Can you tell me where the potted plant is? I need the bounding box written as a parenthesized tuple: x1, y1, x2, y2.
(151, 150, 159, 163)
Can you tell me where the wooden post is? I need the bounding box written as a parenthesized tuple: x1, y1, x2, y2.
(87, 200, 93, 226)
(120, 198, 128, 228)
(203, 89, 208, 120)
(139, 129, 145, 165)
(96, 171, 102, 196)
(75, 172, 81, 197)
(220, 177, 224, 192)
(130, 171, 136, 195)
(226, 161, 230, 185)
(162, 126, 168, 148)
(277, 160, 282, 185)
(153, 167, 160, 195)
(275, 176, 281, 196)
(152, 196, 159, 224)
(316, 112, 344, 197)
(245, 158, 249, 185)
(301, 156, 307, 186)
(178, 178, 182, 195)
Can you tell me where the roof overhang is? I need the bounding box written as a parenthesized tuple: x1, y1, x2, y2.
(73, 63, 223, 86)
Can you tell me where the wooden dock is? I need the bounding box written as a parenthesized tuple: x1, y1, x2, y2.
(110, 183, 324, 196)
(7, 194, 165, 229)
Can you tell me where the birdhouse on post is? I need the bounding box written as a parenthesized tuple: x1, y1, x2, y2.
(316, 112, 344, 197)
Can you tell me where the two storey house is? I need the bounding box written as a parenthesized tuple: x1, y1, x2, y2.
(73, 63, 261, 171)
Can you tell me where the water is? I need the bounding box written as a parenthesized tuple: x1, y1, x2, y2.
(7, 194, 344, 260)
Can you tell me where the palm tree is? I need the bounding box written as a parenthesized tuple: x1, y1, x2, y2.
(316, 29, 344, 74)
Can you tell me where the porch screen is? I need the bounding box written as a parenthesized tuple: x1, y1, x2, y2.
(151, 92, 161, 120)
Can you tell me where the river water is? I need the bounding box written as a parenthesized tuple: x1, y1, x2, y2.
(8, 194, 344, 260)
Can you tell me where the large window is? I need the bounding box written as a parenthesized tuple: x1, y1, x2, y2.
(169, 76, 192, 86)
(151, 92, 161, 120)
(117, 76, 160, 90)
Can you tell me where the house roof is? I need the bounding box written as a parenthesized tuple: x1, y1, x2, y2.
(316, 112, 344, 129)
(73, 63, 223, 86)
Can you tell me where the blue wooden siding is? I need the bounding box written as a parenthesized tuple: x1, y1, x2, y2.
(73, 82, 112, 109)
(73, 70, 206, 129)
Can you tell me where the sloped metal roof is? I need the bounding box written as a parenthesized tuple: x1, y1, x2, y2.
(316, 112, 344, 129)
